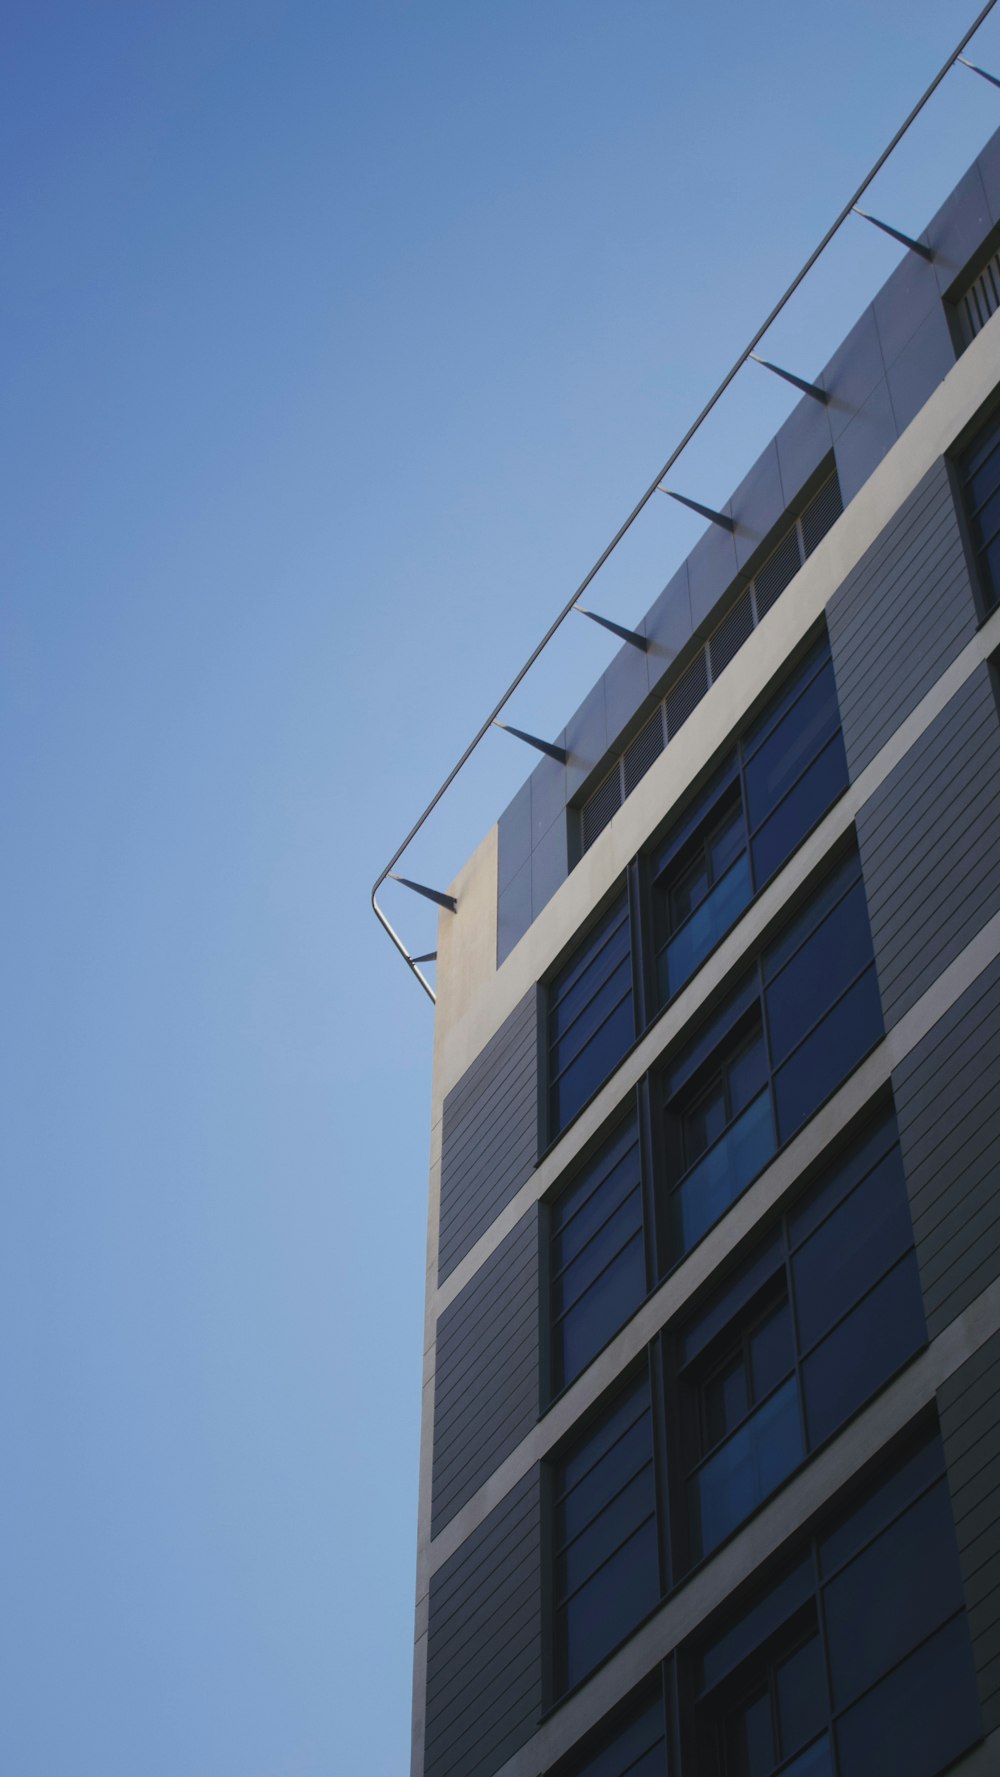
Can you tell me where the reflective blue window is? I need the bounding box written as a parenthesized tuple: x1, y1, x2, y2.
(833, 1616, 981, 1777)
(557, 1689, 666, 1777)
(763, 853, 883, 1142)
(554, 1373, 660, 1693)
(744, 651, 847, 886)
(675, 1106, 925, 1567)
(549, 893, 634, 1137)
(823, 1479, 966, 1709)
(550, 1113, 646, 1393)
(661, 851, 882, 1265)
(690, 1373, 804, 1557)
(694, 1432, 982, 1777)
(959, 403, 1000, 612)
(719, 1635, 829, 1777)
(649, 636, 847, 1015)
(672, 1088, 775, 1254)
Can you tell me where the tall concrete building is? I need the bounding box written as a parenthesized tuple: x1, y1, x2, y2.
(402, 113, 1000, 1777)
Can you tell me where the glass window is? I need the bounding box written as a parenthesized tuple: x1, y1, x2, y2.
(801, 1253, 925, 1448)
(549, 893, 635, 1138)
(674, 1106, 924, 1567)
(693, 1433, 982, 1777)
(721, 1635, 829, 1777)
(654, 782, 752, 1001)
(833, 1616, 981, 1777)
(554, 1373, 660, 1693)
(660, 850, 882, 1265)
(763, 854, 883, 1143)
(690, 1373, 804, 1558)
(671, 1087, 776, 1255)
(648, 637, 848, 1014)
(823, 1479, 967, 1708)
(791, 1148, 915, 1350)
(764, 870, 876, 1067)
(556, 1688, 666, 1777)
(550, 1112, 646, 1393)
(958, 401, 1000, 612)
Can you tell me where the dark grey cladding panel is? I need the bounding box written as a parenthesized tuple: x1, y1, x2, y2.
(431, 1207, 538, 1536)
(938, 1330, 1000, 1733)
(424, 1467, 541, 1777)
(893, 950, 1000, 1340)
(827, 456, 978, 779)
(856, 665, 1000, 1029)
(438, 988, 538, 1282)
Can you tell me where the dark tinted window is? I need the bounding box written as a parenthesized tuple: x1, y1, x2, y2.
(834, 1616, 981, 1777)
(554, 1373, 660, 1692)
(823, 1480, 966, 1708)
(550, 1113, 646, 1393)
(801, 1258, 926, 1447)
(660, 852, 882, 1265)
(693, 1433, 981, 1777)
(764, 853, 883, 1142)
(648, 637, 847, 1013)
(549, 893, 634, 1137)
(959, 401, 1000, 612)
(674, 1107, 923, 1566)
(791, 1147, 911, 1346)
(744, 650, 847, 887)
(557, 1689, 666, 1777)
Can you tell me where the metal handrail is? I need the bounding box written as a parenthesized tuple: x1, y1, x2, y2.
(371, 0, 999, 1005)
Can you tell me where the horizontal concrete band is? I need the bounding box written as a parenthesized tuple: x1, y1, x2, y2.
(433, 599, 1000, 1327)
(490, 1274, 1000, 1777)
(425, 894, 1000, 1578)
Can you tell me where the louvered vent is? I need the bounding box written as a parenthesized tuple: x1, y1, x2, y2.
(800, 470, 843, 558)
(623, 705, 665, 796)
(708, 587, 754, 680)
(581, 763, 623, 852)
(753, 527, 803, 618)
(953, 247, 1000, 352)
(666, 651, 709, 738)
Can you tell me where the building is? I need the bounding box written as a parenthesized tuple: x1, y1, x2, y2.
(406, 121, 1000, 1777)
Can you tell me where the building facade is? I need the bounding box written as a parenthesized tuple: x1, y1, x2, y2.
(410, 132, 1000, 1777)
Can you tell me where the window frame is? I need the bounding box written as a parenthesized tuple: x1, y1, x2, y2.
(543, 629, 850, 1157)
(687, 1427, 982, 1777)
(665, 1099, 925, 1573)
(643, 633, 849, 1019)
(954, 392, 1000, 619)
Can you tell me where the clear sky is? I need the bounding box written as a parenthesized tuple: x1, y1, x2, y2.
(4, 4, 1000, 1774)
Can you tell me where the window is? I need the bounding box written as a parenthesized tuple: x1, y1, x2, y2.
(552, 1684, 667, 1777)
(548, 1111, 926, 1702)
(546, 635, 849, 1145)
(957, 401, 1000, 613)
(548, 892, 635, 1138)
(950, 234, 1000, 353)
(690, 1431, 981, 1777)
(552, 1371, 661, 1694)
(578, 473, 844, 856)
(673, 1108, 925, 1564)
(545, 847, 884, 1399)
(660, 847, 882, 1264)
(549, 1110, 647, 1394)
(650, 638, 848, 1006)
(721, 1630, 829, 1777)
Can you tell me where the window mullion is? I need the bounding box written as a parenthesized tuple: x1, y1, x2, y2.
(649, 1337, 673, 1598)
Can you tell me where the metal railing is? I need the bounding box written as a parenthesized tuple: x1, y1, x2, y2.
(371, 0, 999, 1005)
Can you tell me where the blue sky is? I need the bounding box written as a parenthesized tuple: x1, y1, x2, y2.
(4, 4, 1000, 1773)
